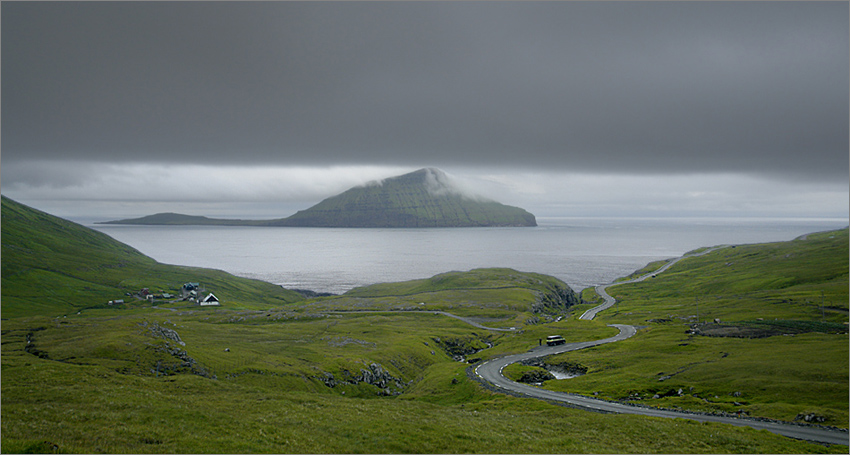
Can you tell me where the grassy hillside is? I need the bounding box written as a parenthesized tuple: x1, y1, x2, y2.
(546, 229, 849, 426)
(320, 268, 580, 323)
(4, 309, 831, 454)
(275, 168, 537, 227)
(1, 198, 846, 453)
(2, 277, 840, 454)
(1, 196, 303, 318)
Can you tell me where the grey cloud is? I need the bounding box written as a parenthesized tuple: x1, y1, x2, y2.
(2, 2, 847, 181)
(1, 161, 91, 189)
(5, 163, 846, 221)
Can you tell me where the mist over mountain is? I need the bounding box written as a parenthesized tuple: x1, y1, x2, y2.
(101, 168, 536, 228)
(275, 168, 535, 227)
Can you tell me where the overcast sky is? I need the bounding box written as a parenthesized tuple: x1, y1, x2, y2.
(2, 1, 848, 221)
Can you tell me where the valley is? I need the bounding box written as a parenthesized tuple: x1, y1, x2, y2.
(1, 197, 847, 453)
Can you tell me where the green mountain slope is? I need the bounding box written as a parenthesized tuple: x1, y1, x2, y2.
(1, 196, 303, 318)
(1, 197, 846, 452)
(276, 168, 537, 227)
(98, 212, 260, 225)
(607, 228, 850, 319)
(559, 228, 849, 426)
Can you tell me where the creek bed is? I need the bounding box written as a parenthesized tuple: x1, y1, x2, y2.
(549, 370, 583, 380)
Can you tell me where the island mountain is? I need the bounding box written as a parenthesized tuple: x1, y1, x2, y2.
(101, 168, 537, 228)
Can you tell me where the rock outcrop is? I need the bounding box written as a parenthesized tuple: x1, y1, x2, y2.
(531, 283, 582, 318)
(318, 362, 407, 395)
(795, 413, 827, 424)
(517, 369, 556, 384)
(432, 335, 492, 362)
(142, 320, 185, 346)
(140, 321, 215, 379)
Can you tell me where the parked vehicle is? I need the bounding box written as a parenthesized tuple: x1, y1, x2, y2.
(546, 335, 566, 346)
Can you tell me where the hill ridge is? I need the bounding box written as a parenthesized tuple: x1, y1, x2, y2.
(100, 168, 537, 228)
(1, 196, 303, 317)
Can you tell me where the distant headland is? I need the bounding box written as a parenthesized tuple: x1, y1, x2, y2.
(98, 168, 537, 228)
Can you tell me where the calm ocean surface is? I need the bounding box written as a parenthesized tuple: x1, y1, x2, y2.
(90, 217, 847, 294)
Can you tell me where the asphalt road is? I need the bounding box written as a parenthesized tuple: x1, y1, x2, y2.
(473, 324, 848, 445)
(580, 247, 722, 321)
(473, 247, 849, 446)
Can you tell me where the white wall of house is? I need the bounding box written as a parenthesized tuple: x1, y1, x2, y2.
(200, 293, 220, 306)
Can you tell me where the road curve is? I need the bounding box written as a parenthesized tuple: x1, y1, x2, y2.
(580, 247, 723, 321)
(473, 324, 848, 445)
(473, 247, 849, 446)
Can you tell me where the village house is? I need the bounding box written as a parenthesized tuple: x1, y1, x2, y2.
(200, 293, 220, 306)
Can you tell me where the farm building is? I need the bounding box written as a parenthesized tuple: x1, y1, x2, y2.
(200, 293, 220, 306)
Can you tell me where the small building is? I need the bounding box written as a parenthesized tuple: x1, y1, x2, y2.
(200, 293, 220, 306)
(183, 283, 200, 291)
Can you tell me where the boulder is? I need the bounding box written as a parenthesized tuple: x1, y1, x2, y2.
(141, 321, 185, 346)
(318, 362, 406, 395)
(517, 369, 556, 384)
(795, 413, 827, 423)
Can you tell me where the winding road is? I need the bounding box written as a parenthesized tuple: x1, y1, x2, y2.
(580, 246, 720, 320)
(472, 248, 849, 446)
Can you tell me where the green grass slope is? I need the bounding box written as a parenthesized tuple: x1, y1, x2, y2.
(276, 168, 537, 227)
(550, 229, 849, 426)
(1, 196, 303, 318)
(4, 309, 833, 454)
(2, 200, 846, 453)
(606, 228, 848, 326)
(2, 273, 840, 453)
(323, 268, 580, 322)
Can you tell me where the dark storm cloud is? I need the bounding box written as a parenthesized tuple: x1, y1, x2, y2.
(2, 1, 847, 180)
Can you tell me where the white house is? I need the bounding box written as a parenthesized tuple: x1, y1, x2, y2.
(200, 293, 220, 306)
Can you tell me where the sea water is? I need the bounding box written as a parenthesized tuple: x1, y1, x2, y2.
(90, 217, 847, 294)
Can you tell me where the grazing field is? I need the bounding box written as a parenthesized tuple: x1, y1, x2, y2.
(544, 229, 849, 426)
(3, 309, 844, 454)
(1, 197, 847, 453)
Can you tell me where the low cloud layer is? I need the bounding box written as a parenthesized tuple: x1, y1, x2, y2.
(4, 164, 846, 222)
(2, 3, 846, 221)
(2, 2, 848, 182)
(2, 161, 408, 204)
